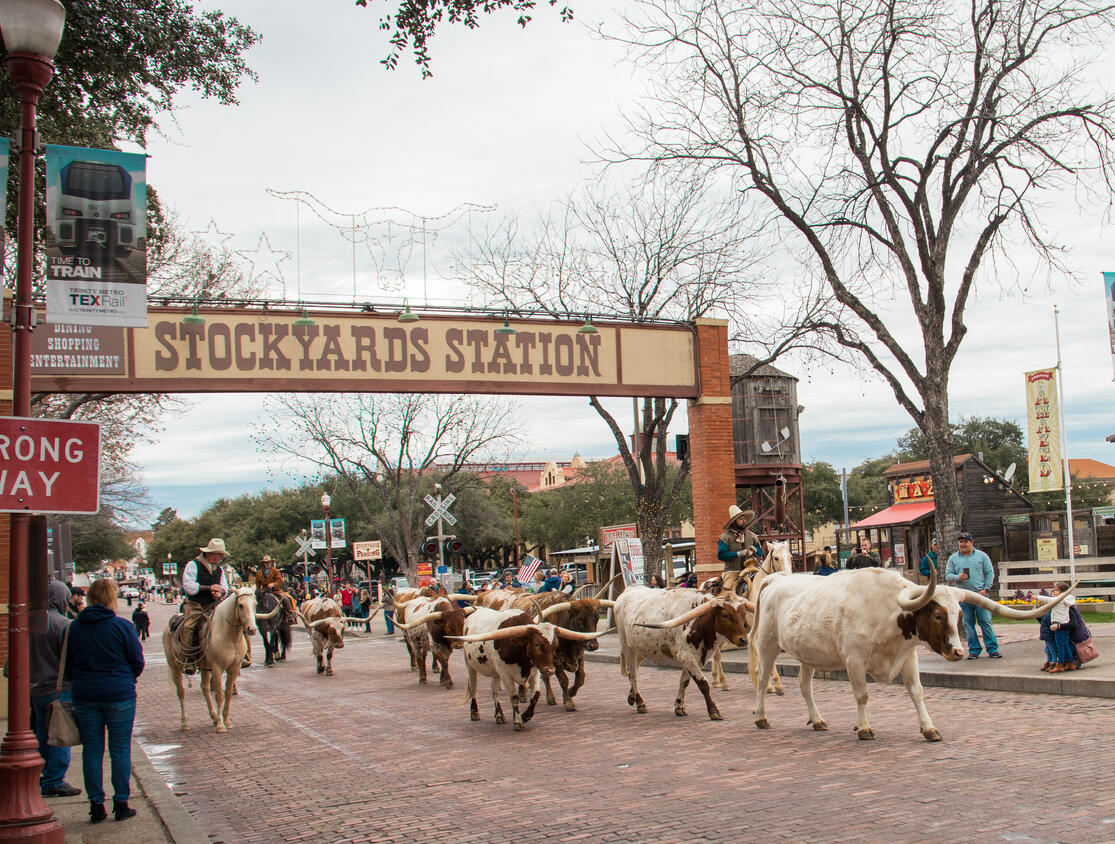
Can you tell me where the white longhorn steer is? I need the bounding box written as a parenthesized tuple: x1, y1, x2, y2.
(616, 586, 754, 721)
(449, 607, 606, 730)
(751, 565, 1074, 742)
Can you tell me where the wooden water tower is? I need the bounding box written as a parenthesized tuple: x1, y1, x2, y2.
(729, 354, 806, 568)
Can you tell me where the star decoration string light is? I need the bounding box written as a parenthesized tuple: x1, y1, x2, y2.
(236, 233, 292, 297)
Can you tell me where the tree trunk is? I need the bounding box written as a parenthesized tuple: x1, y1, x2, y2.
(923, 391, 962, 562)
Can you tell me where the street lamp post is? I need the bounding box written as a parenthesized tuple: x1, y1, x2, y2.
(0, 1, 67, 840)
(321, 492, 333, 590)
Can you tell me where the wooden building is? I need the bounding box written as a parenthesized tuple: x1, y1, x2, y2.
(729, 354, 806, 567)
(837, 454, 1033, 570)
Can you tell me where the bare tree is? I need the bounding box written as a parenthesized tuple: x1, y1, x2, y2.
(256, 393, 522, 582)
(610, 0, 1115, 551)
(460, 176, 825, 577)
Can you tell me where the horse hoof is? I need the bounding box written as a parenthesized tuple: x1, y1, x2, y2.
(513, 721, 525, 731)
(419, 677, 427, 685)
(316, 667, 324, 674)
(755, 718, 770, 730)
(810, 720, 828, 731)
(774, 688, 785, 696)
(443, 681, 453, 690)
(708, 711, 723, 721)
(564, 701, 577, 712)
(857, 728, 876, 741)
(674, 706, 688, 717)
(627, 693, 636, 706)
(922, 728, 942, 742)
(496, 715, 506, 725)
(325, 669, 333, 676)
(636, 704, 649, 714)
(216, 725, 227, 733)
(546, 697, 557, 706)
(470, 712, 480, 722)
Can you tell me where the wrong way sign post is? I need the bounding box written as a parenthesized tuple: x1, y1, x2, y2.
(0, 417, 100, 513)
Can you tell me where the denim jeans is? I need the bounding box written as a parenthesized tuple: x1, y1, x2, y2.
(384, 609, 395, 634)
(72, 698, 135, 805)
(1052, 626, 1074, 664)
(31, 690, 72, 791)
(960, 601, 999, 656)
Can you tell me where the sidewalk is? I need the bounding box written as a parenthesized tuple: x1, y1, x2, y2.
(584, 622, 1115, 698)
(0, 722, 206, 844)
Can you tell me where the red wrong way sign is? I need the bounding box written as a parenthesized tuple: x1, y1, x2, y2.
(0, 416, 100, 514)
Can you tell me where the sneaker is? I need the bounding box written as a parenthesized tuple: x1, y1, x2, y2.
(42, 783, 81, 797)
(988, 652, 1002, 659)
(967, 654, 980, 660)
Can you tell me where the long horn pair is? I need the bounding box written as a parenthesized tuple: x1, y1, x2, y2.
(636, 599, 719, 630)
(447, 593, 477, 602)
(555, 626, 608, 642)
(961, 583, 1079, 619)
(897, 558, 938, 611)
(449, 624, 535, 643)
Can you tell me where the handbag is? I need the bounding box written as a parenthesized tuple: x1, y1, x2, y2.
(1075, 637, 1099, 664)
(47, 624, 81, 748)
(1068, 605, 1091, 644)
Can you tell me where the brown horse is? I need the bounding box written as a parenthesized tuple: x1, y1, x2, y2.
(163, 587, 279, 732)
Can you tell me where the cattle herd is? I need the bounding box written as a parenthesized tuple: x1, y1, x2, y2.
(167, 543, 1074, 743)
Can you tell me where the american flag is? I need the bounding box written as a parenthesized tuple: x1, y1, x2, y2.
(515, 555, 542, 585)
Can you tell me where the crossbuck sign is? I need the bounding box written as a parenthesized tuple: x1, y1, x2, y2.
(424, 493, 456, 528)
(294, 534, 315, 558)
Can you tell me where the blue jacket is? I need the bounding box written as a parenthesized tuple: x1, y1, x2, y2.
(64, 604, 144, 703)
(919, 550, 938, 578)
(945, 549, 994, 592)
(539, 575, 562, 593)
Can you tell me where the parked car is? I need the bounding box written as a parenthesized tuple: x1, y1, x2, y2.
(388, 576, 410, 592)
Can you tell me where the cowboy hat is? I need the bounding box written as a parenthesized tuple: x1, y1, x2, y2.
(724, 505, 756, 530)
(260, 554, 273, 563)
(199, 538, 230, 558)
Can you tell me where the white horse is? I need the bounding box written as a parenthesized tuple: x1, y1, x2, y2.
(704, 541, 793, 694)
(164, 587, 279, 732)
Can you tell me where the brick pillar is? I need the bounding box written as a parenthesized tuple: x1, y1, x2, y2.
(1, 289, 12, 714)
(686, 318, 736, 583)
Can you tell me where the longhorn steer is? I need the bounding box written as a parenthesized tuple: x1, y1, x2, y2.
(535, 596, 614, 710)
(449, 607, 606, 730)
(299, 597, 366, 675)
(392, 594, 473, 688)
(476, 587, 526, 610)
(387, 587, 438, 670)
(751, 565, 1074, 741)
(615, 586, 753, 721)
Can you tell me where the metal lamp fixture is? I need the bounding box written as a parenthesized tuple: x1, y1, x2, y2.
(397, 300, 420, 323)
(577, 314, 598, 334)
(294, 308, 316, 327)
(181, 304, 205, 325)
(321, 492, 331, 509)
(494, 312, 516, 336)
(0, 0, 66, 56)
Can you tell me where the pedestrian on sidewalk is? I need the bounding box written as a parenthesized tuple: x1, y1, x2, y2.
(66, 578, 145, 824)
(359, 588, 373, 633)
(920, 538, 939, 582)
(1035, 582, 1077, 672)
(945, 531, 1001, 659)
(131, 603, 150, 641)
(31, 580, 81, 797)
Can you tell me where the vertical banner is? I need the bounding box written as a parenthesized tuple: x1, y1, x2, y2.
(0, 137, 9, 253)
(44, 144, 147, 326)
(1025, 368, 1062, 492)
(309, 519, 327, 549)
(329, 518, 346, 549)
(1105, 272, 1115, 377)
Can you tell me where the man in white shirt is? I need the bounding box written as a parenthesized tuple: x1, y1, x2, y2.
(178, 538, 231, 674)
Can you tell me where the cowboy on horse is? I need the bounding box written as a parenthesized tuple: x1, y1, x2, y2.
(174, 538, 231, 675)
(253, 554, 298, 626)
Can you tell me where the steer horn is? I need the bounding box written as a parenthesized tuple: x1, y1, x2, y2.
(594, 573, 622, 600)
(962, 582, 1079, 619)
(637, 599, 719, 629)
(897, 557, 938, 612)
(393, 610, 446, 631)
(447, 593, 477, 602)
(448, 625, 537, 643)
(554, 625, 608, 641)
(541, 602, 572, 620)
(254, 603, 282, 621)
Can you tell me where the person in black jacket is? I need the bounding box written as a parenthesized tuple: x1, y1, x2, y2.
(31, 580, 81, 797)
(66, 578, 144, 824)
(131, 603, 150, 641)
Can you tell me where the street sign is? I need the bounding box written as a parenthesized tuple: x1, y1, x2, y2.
(354, 540, 382, 561)
(295, 535, 316, 557)
(436, 564, 448, 574)
(424, 492, 457, 527)
(0, 416, 101, 513)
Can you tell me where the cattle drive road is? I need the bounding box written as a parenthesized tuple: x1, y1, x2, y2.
(123, 601, 1112, 844)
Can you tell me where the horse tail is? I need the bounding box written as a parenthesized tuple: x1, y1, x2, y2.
(281, 621, 292, 650)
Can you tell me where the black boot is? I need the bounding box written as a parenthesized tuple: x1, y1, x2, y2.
(89, 802, 107, 823)
(113, 801, 137, 821)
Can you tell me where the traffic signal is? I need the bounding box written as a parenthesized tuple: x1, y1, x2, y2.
(294, 563, 306, 576)
(444, 537, 463, 555)
(310, 564, 323, 575)
(422, 538, 440, 557)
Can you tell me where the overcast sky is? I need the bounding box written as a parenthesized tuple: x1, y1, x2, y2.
(128, 0, 1115, 521)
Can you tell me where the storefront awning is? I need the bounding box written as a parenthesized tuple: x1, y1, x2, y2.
(850, 501, 935, 529)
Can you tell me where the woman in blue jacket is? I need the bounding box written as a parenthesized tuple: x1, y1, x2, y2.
(65, 578, 144, 823)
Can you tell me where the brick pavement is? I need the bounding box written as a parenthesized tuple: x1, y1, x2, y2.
(132, 602, 1115, 844)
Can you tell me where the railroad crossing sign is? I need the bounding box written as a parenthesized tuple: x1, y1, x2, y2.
(295, 534, 315, 558)
(424, 492, 456, 527)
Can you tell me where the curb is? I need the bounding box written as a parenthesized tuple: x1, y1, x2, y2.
(131, 738, 209, 844)
(582, 651, 1115, 699)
